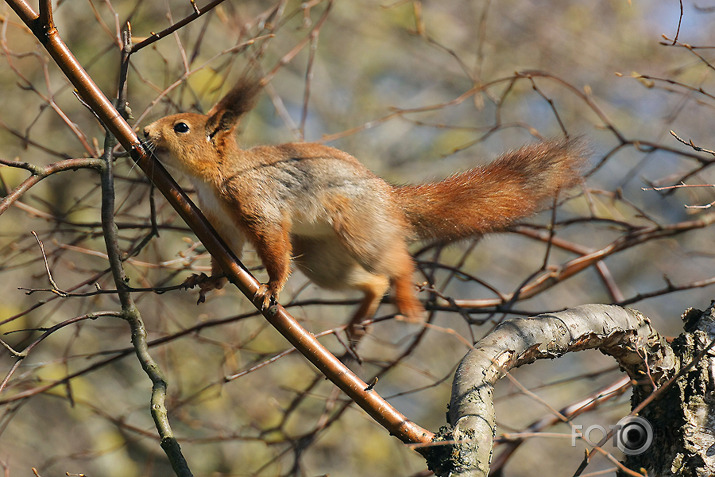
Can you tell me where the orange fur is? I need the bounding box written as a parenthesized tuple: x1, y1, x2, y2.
(143, 78, 586, 338)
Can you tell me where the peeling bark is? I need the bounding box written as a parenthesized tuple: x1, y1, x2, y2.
(622, 306, 715, 477)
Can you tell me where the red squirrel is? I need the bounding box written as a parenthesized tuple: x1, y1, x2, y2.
(143, 79, 585, 336)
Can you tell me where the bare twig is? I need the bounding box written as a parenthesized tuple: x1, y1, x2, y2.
(670, 129, 715, 156)
(0, 157, 104, 215)
(29, 231, 67, 297)
(455, 214, 715, 309)
(129, 0, 231, 53)
(673, 0, 683, 45)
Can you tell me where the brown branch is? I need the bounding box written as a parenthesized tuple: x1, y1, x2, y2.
(37, 0, 52, 31)
(0, 24, 96, 155)
(262, 0, 333, 84)
(661, 35, 715, 72)
(0, 157, 103, 216)
(129, 0, 231, 54)
(0, 117, 72, 159)
(0, 303, 325, 405)
(670, 129, 715, 156)
(629, 72, 715, 103)
(5, 0, 434, 448)
(517, 70, 626, 144)
(673, 0, 683, 45)
(455, 214, 715, 309)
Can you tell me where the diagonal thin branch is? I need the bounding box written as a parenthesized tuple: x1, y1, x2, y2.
(5, 0, 435, 449)
(129, 0, 231, 54)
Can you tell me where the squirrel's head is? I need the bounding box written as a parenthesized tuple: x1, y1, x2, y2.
(143, 78, 262, 178)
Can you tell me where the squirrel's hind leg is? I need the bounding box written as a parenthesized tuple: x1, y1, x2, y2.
(347, 274, 390, 342)
(292, 235, 424, 341)
(293, 236, 390, 341)
(346, 269, 424, 343)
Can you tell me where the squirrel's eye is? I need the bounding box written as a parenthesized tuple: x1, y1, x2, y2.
(173, 122, 190, 134)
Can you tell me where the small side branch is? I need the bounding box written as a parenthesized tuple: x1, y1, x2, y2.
(37, 0, 53, 31)
(0, 157, 103, 216)
(129, 0, 231, 54)
(0, 311, 123, 394)
(30, 231, 67, 296)
(670, 129, 715, 156)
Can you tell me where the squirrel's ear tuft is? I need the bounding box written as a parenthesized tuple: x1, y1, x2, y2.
(206, 77, 262, 138)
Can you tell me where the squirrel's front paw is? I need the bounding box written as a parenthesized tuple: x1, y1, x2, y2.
(181, 273, 226, 304)
(253, 283, 279, 310)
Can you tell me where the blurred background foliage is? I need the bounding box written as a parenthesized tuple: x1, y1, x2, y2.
(1, 0, 715, 476)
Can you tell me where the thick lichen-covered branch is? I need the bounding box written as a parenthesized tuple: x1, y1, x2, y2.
(429, 304, 674, 476)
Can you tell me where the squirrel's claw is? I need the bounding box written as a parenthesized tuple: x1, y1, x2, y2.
(181, 273, 226, 304)
(181, 272, 208, 290)
(254, 283, 279, 310)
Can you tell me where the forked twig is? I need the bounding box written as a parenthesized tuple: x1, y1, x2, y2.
(30, 231, 67, 297)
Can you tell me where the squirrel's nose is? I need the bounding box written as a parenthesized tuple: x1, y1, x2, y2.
(142, 127, 150, 139)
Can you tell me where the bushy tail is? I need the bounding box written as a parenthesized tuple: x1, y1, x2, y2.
(392, 139, 586, 242)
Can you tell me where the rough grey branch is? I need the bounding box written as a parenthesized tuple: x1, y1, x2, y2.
(429, 304, 674, 476)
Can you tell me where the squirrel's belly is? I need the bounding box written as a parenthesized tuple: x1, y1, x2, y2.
(291, 216, 333, 238)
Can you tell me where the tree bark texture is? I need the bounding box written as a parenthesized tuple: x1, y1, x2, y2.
(429, 304, 678, 476)
(622, 305, 715, 477)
